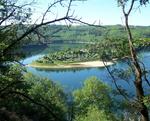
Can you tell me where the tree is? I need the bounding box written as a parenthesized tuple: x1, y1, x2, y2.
(0, 0, 94, 121)
(118, 0, 149, 120)
(23, 73, 68, 121)
(72, 77, 117, 120)
(74, 105, 114, 121)
(92, 0, 150, 120)
(108, 0, 150, 120)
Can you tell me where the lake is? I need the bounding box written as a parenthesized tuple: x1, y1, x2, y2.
(21, 44, 150, 94)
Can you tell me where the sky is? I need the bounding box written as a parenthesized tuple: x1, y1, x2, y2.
(26, 0, 150, 26)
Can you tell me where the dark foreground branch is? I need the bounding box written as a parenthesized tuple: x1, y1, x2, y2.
(5, 91, 67, 121)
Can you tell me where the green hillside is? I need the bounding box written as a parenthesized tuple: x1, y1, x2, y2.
(28, 25, 150, 44)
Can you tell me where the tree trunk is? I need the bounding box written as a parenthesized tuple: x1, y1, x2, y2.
(124, 14, 149, 121)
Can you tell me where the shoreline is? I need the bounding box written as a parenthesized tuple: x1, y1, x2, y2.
(27, 61, 114, 69)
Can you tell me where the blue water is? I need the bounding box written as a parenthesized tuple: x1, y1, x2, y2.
(26, 67, 115, 92)
(21, 54, 44, 65)
(22, 45, 150, 94)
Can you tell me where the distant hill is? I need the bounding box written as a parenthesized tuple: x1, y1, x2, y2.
(22, 25, 150, 45)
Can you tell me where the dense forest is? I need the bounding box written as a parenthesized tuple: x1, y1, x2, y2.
(25, 25, 150, 44)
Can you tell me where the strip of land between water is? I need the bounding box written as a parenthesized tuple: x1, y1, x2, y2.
(27, 61, 114, 69)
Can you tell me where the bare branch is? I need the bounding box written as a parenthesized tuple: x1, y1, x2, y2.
(67, 17, 105, 28)
(66, 0, 73, 17)
(120, 0, 135, 16)
(127, 0, 135, 15)
(102, 60, 130, 101)
(2, 14, 105, 57)
(41, 0, 64, 23)
(14, 60, 26, 66)
(2, 16, 69, 56)
(138, 60, 150, 87)
(0, 9, 15, 25)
